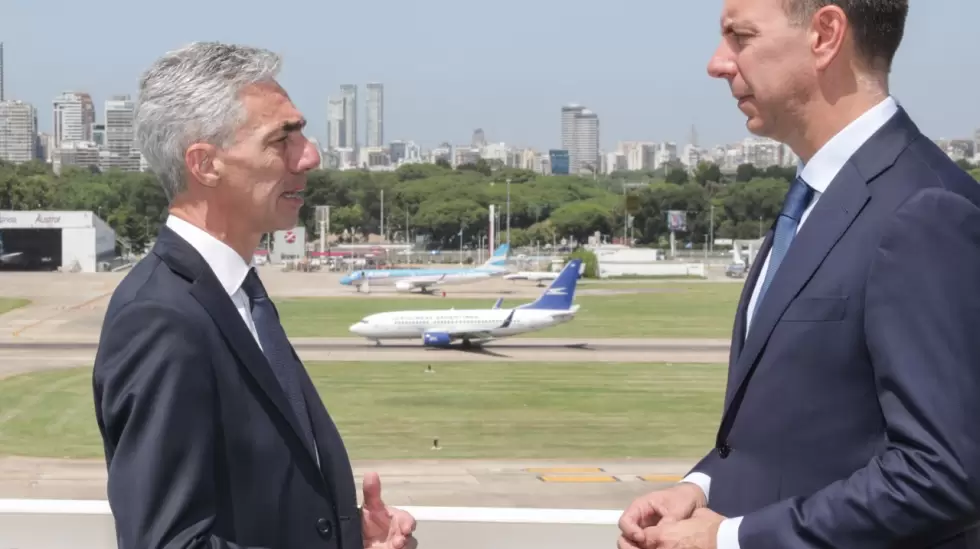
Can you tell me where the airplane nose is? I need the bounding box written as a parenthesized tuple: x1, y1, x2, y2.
(349, 323, 363, 334)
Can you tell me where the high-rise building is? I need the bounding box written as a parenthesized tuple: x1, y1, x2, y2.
(327, 97, 345, 149)
(0, 42, 5, 102)
(52, 91, 95, 147)
(560, 104, 600, 175)
(366, 83, 383, 148)
(340, 84, 357, 151)
(91, 123, 106, 147)
(974, 129, 980, 163)
(102, 95, 141, 172)
(472, 128, 486, 148)
(0, 100, 39, 164)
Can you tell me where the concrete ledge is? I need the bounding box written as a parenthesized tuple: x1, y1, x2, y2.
(0, 499, 623, 549)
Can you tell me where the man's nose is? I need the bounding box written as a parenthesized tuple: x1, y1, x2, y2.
(707, 43, 736, 80)
(297, 140, 321, 171)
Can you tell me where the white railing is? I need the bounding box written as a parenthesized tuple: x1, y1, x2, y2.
(0, 499, 622, 549)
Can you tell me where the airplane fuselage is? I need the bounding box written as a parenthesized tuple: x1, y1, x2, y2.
(349, 306, 577, 341)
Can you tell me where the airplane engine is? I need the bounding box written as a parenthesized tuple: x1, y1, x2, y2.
(395, 281, 414, 292)
(422, 331, 452, 347)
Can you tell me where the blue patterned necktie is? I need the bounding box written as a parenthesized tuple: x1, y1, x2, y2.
(751, 176, 814, 321)
(241, 268, 316, 452)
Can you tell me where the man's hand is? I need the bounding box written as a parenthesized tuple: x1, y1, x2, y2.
(638, 507, 725, 549)
(618, 482, 707, 549)
(360, 472, 417, 549)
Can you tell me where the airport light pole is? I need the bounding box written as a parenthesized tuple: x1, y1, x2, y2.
(506, 178, 511, 248)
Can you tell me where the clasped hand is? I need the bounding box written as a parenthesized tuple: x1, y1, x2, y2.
(361, 472, 417, 549)
(617, 483, 724, 549)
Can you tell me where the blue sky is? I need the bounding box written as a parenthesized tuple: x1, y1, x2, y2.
(2, 0, 977, 151)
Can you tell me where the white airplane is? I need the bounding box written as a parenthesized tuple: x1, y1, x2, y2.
(503, 262, 585, 286)
(348, 259, 583, 348)
(340, 244, 511, 294)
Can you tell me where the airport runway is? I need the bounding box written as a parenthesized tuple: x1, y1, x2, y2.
(0, 337, 730, 379)
(0, 271, 722, 531)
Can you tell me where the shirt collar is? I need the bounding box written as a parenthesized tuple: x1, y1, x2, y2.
(165, 215, 253, 297)
(797, 95, 899, 194)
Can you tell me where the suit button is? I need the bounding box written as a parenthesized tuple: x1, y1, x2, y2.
(316, 517, 332, 539)
(718, 444, 731, 458)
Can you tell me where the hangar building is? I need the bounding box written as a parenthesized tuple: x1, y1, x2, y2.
(0, 210, 117, 272)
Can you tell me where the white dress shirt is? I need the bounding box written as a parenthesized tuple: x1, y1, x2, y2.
(165, 215, 263, 349)
(680, 96, 900, 549)
(166, 215, 321, 465)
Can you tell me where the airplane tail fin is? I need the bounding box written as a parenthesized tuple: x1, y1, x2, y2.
(492, 297, 504, 309)
(483, 244, 510, 267)
(517, 259, 582, 311)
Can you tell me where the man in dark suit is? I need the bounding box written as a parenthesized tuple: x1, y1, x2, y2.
(618, 1, 980, 548)
(93, 42, 416, 549)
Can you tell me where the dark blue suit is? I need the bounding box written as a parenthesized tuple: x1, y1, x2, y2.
(690, 108, 980, 547)
(93, 227, 363, 549)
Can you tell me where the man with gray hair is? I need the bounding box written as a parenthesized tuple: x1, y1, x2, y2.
(93, 42, 416, 549)
(618, 0, 980, 548)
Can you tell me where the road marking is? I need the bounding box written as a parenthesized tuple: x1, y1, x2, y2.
(638, 474, 683, 482)
(537, 475, 619, 483)
(524, 467, 604, 474)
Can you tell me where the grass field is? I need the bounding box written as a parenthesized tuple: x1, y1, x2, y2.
(278, 283, 742, 339)
(0, 361, 727, 460)
(0, 298, 29, 316)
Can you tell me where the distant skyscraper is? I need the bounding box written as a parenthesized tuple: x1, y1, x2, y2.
(560, 104, 600, 175)
(366, 83, 384, 148)
(472, 128, 486, 148)
(0, 42, 5, 102)
(103, 95, 140, 172)
(574, 109, 600, 174)
(327, 97, 345, 149)
(0, 100, 39, 164)
(53, 91, 95, 147)
(340, 84, 357, 150)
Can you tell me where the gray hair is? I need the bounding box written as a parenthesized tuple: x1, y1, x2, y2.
(135, 42, 282, 201)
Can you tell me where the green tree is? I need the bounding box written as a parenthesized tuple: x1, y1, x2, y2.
(549, 201, 614, 242)
(567, 247, 599, 278)
(694, 162, 723, 186)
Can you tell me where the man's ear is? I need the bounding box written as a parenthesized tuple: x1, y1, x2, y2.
(811, 5, 847, 71)
(185, 143, 221, 189)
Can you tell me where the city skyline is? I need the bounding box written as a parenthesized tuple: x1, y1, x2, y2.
(1, 0, 977, 153)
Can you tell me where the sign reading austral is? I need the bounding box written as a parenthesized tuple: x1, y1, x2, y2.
(0, 211, 81, 228)
(0, 213, 62, 226)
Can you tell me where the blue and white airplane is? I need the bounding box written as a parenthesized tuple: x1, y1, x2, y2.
(348, 258, 582, 347)
(339, 244, 510, 294)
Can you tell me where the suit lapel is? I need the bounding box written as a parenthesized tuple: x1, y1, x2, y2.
(724, 228, 773, 406)
(719, 107, 920, 424)
(730, 168, 869, 389)
(153, 226, 320, 465)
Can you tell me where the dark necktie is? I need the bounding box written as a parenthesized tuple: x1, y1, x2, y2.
(241, 268, 316, 452)
(751, 176, 814, 322)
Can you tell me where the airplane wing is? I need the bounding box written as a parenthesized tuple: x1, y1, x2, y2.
(399, 274, 448, 287)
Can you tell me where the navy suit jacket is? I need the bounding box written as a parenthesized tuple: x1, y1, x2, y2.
(689, 108, 980, 548)
(92, 226, 363, 549)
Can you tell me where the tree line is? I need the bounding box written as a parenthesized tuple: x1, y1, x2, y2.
(1, 158, 978, 253)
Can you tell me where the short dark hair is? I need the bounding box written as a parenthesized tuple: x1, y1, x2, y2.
(784, 0, 908, 72)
